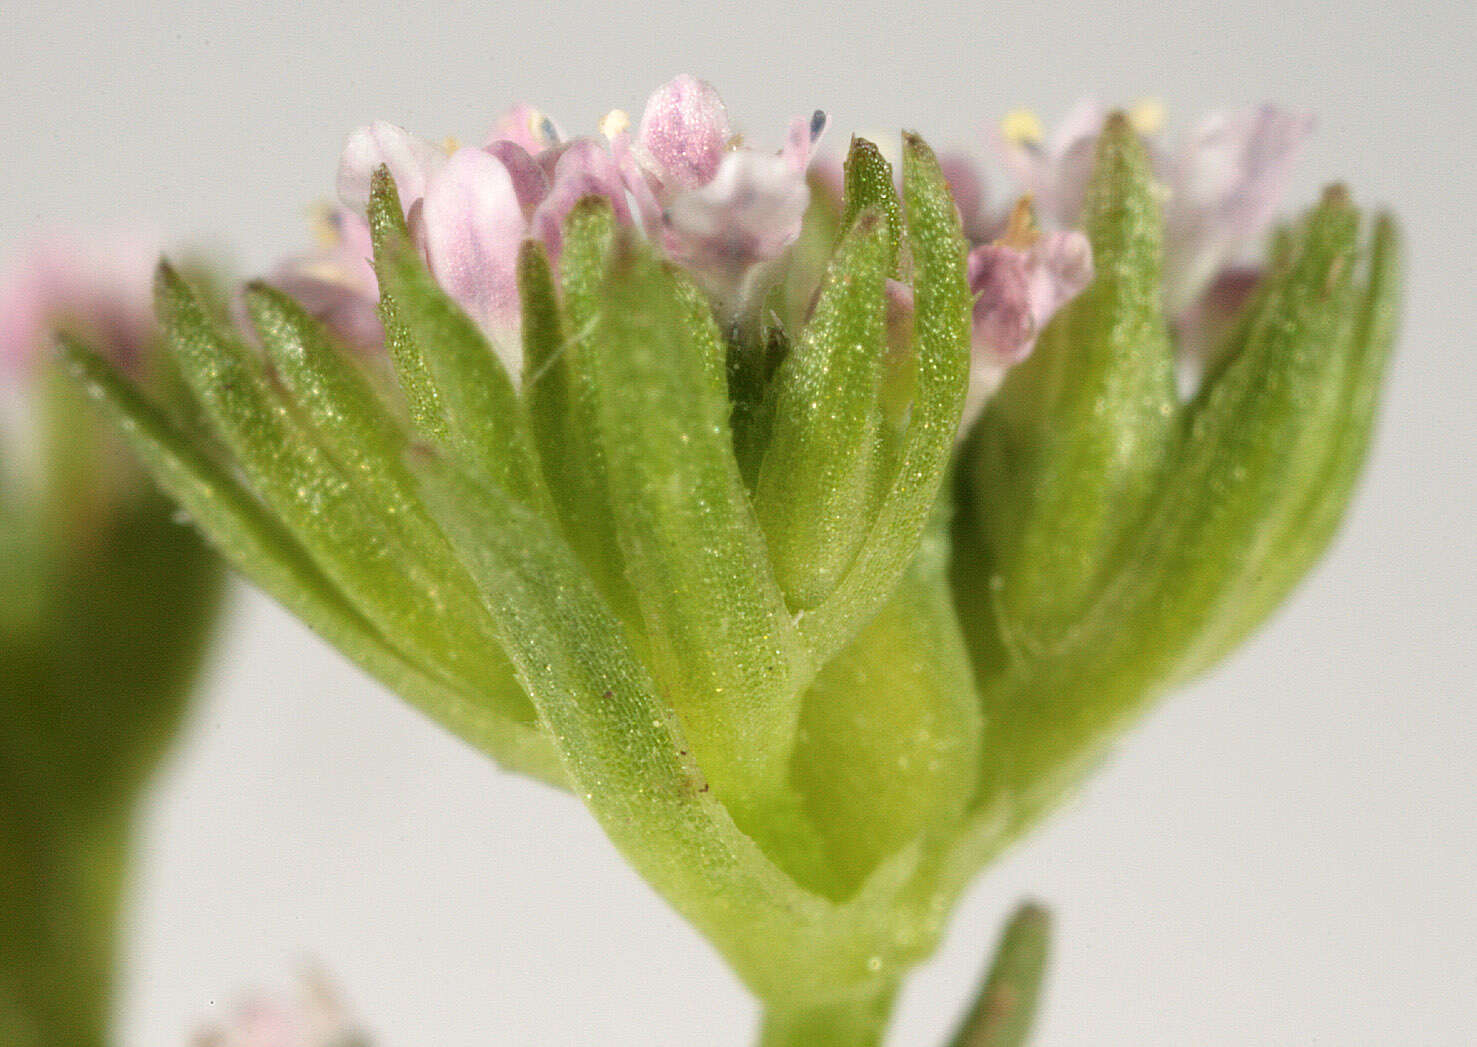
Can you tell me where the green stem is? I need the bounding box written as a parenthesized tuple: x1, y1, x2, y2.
(757, 984, 900, 1047)
(0, 787, 132, 1047)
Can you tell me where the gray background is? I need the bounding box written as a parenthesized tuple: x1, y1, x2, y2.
(4, 0, 1475, 1043)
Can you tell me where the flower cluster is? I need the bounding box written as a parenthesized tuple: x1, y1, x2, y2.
(276, 75, 827, 369)
(278, 81, 1313, 426)
(62, 77, 1397, 1047)
(993, 98, 1313, 362)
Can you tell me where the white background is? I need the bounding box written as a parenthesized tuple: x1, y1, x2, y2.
(4, 0, 1475, 1043)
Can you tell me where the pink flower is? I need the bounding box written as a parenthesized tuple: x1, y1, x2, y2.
(190, 971, 368, 1047)
(269, 207, 382, 352)
(962, 202, 1095, 425)
(324, 108, 634, 369)
(1161, 105, 1314, 313)
(993, 99, 1313, 318)
(0, 231, 161, 376)
(612, 75, 829, 310)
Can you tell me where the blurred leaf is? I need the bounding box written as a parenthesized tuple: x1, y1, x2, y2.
(948, 902, 1052, 1047)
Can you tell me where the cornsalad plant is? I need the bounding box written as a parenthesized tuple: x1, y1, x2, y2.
(63, 77, 1398, 1045)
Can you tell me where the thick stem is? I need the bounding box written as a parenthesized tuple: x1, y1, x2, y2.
(756, 984, 900, 1047)
(0, 794, 132, 1047)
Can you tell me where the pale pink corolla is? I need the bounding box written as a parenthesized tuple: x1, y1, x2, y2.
(961, 203, 1095, 426)
(0, 231, 162, 375)
(611, 75, 829, 310)
(993, 99, 1313, 316)
(189, 971, 368, 1047)
(320, 109, 633, 369)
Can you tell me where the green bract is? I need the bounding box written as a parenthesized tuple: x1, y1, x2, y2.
(64, 121, 1399, 1045)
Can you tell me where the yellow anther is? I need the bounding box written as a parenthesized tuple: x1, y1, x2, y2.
(599, 108, 631, 141)
(441, 135, 461, 155)
(1001, 109, 1045, 146)
(1129, 98, 1166, 137)
(996, 196, 1041, 249)
(309, 203, 341, 249)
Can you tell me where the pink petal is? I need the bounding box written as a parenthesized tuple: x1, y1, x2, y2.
(485, 139, 551, 215)
(781, 110, 830, 173)
(967, 244, 1037, 364)
(529, 139, 632, 261)
(270, 209, 383, 352)
(420, 147, 528, 365)
(636, 75, 733, 191)
(485, 103, 563, 154)
(662, 150, 810, 280)
(337, 120, 447, 214)
(1163, 105, 1313, 313)
(967, 230, 1093, 365)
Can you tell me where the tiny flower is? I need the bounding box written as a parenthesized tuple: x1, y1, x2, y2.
(1161, 105, 1314, 313)
(619, 75, 829, 310)
(962, 200, 1094, 424)
(326, 108, 635, 365)
(994, 99, 1109, 227)
(994, 99, 1312, 322)
(269, 207, 382, 351)
(190, 971, 370, 1047)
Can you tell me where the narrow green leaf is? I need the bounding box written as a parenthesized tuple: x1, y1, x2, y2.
(964, 190, 1369, 829)
(799, 133, 971, 660)
(367, 167, 450, 443)
(377, 240, 547, 508)
(155, 264, 534, 726)
(839, 137, 903, 274)
(413, 455, 900, 1006)
(1182, 208, 1399, 675)
(582, 241, 808, 807)
(244, 283, 538, 722)
(755, 210, 891, 611)
(967, 112, 1178, 655)
(948, 902, 1052, 1047)
(58, 337, 563, 785)
(542, 199, 642, 625)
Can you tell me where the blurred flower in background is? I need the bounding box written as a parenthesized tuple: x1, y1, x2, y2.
(0, 231, 229, 1047)
(190, 970, 372, 1047)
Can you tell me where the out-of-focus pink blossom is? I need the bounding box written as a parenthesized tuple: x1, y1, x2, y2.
(190, 971, 369, 1047)
(993, 99, 1312, 319)
(0, 231, 162, 376)
(270, 208, 383, 352)
(994, 100, 1108, 228)
(1161, 105, 1314, 313)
